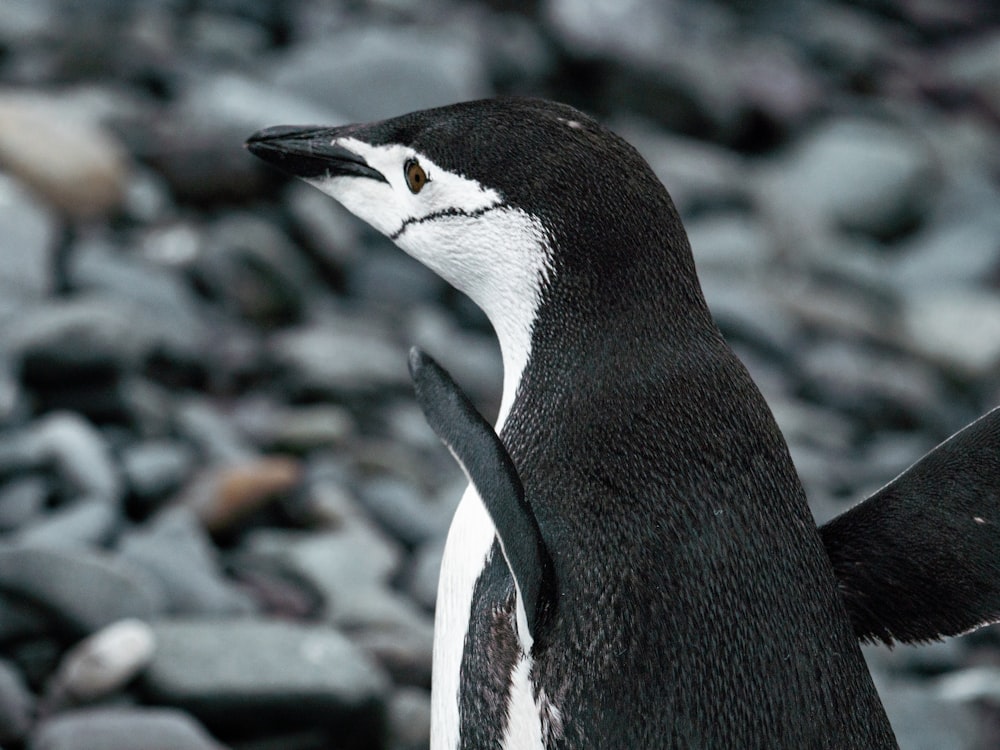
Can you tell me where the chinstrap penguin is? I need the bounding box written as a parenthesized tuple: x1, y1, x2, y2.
(247, 98, 1000, 749)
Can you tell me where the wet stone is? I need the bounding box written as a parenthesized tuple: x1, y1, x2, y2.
(143, 620, 389, 742)
(15, 499, 118, 550)
(0, 174, 56, 300)
(0, 658, 33, 744)
(121, 440, 195, 500)
(0, 475, 49, 532)
(30, 706, 225, 750)
(0, 545, 161, 635)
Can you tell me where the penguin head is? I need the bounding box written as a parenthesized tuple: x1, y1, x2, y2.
(247, 98, 708, 401)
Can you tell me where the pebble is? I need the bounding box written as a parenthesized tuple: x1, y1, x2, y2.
(0, 89, 128, 218)
(0, 174, 56, 300)
(121, 440, 196, 500)
(0, 545, 160, 635)
(387, 686, 432, 750)
(45, 618, 155, 707)
(117, 507, 256, 616)
(180, 456, 302, 533)
(15, 499, 118, 550)
(902, 290, 1000, 377)
(0, 475, 49, 532)
(143, 619, 389, 741)
(30, 706, 224, 750)
(0, 658, 33, 744)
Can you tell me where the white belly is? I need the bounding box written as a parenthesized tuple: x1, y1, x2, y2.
(430, 485, 498, 750)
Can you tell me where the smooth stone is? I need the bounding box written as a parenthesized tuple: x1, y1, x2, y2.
(66, 238, 208, 352)
(0, 544, 160, 635)
(0, 173, 56, 299)
(232, 398, 355, 453)
(0, 89, 128, 218)
(352, 612, 435, 688)
(357, 477, 450, 548)
(30, 707, 224, 750)
(178, 457, 301, 533)
(143, 620, 388, 740)
(758, 117, 936, 240)
(269, 25, 489, 120)
(408, 536, 445, 613)
(902, 290, 1000, 376)
(0, 412, 121, 505)
(46, 618, 155, 706)
(0, 658, 33, 744)
(387, 687, 431, 750)
(945, 31, 1000, 117)
(268, 319, 410, 396)
(0, 475, 49, 532)
(244, 522, 417, 631)
(687, 212, 773, 271)
(197, 213, 317, 325)
(284, 181, 362, 271)
(872, 675, 980, 750)
(0, 593, 48, 642)
(173, 396, 257, 465)
(117, 507, 256, 616)
(345, 245, 448, 311)
(15, 499, 118, 550)
(121, 440, 195, 500)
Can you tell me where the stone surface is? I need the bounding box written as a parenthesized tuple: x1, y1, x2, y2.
(0, 545, 160, 634)
(0, 658, 33, 744)
(143, 620, 389, 740)
(30, 707, 224, 750)
(0, 174, 56, 300)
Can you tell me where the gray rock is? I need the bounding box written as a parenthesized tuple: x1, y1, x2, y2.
(30, 707, 224, 750)
(0, 475, 49, 532)
(15, 499, 118, 550)
(269, 25, 490, 121)
(687, 212, 773, 272)
(346, 245, 448, 310)
(196, 213, 317, 325)
(352, 613, 435, 688)
(945, 31, 1000, 118)
(284, 181, 362, 271)
(46, 618, 155, 707)
(0, 593, 48, 642)
(174, 396, 257, 465)
(758, 117, 937, 241)
(144, 619, 388, 740)
(357, 477, 452, 548)
(387, 687, 431, 750)
(0, 412, 121, 505)
(121, 440, 195, 500)
(269, 318, 410, 397)
(408, 536, 445, 612)
(0, 658, 33, 744)
(871, 674, 980, 750)
(0, 90, 128, 218)
(232, 397, 355, 453)
(0, 544, 160, 634)
(117, 506, 255, 616)
(0, 173, 56, 299)
(902, 290, 1000, 376)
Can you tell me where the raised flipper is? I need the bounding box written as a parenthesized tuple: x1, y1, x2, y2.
(408, 347, 554, 640)
(820, 406, 1000, 646)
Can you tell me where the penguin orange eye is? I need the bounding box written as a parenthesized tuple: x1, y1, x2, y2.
(405, 159, 428, 194)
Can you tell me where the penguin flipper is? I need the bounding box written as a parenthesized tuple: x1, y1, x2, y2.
(820, 406, 1000, 646)
(408, 347, 551, 639)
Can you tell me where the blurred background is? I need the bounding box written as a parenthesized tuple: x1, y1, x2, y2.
(0, 0, 999, 748)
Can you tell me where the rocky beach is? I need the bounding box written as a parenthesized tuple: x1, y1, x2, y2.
(0, 0, 999, 748)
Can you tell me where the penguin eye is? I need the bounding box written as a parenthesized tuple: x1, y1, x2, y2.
(405, 159, 429, 194)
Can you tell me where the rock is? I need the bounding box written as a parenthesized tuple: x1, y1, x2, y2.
(0, 593, 48, 642)
(0, 658, 33, 744)
(173, 396, 257, 465)
(872, 674, 981, 750)
(46, 618, 155, 707)
(0, 475, 49, 532)
(686, 212, 773, 272)
(352, 614, 435, 689)
(121, 440, 195, 500)
(945, 31, 1000, 118)
(0, 89, 128, 218)
(269, 25, 489, 121)
(117, 507, 256, 616)
(408, 536, 445, 612)
(902, 291, 1000, 377)
(0, 173, 56, 300)
(268, 318, 410, 397)
(0, 544, 160, 635)
(387, 687, 431, 750)
(232, 397, 355, 453)
(758, 117, 937, 241)
(179, 456, 302, 533)
(143, 620, 388, 741)
(195, 213, 317, 325)
(30, 707, 224, 750)
(345, 244, 448, 311)
(357, 477, 450, 548)
(284, 180, 363, 271)
(15, 499, 118, 550)
(0, 412, 121, 505)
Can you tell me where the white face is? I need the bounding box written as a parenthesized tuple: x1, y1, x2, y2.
(306, 137, 553, 427)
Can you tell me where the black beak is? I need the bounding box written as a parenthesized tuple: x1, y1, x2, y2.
(245, 125, 388, 184)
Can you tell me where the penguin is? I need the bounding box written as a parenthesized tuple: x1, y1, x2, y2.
(246, 98, 1000, 748)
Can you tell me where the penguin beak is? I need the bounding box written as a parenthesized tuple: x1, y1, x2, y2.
(245, 125, 388, 184)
